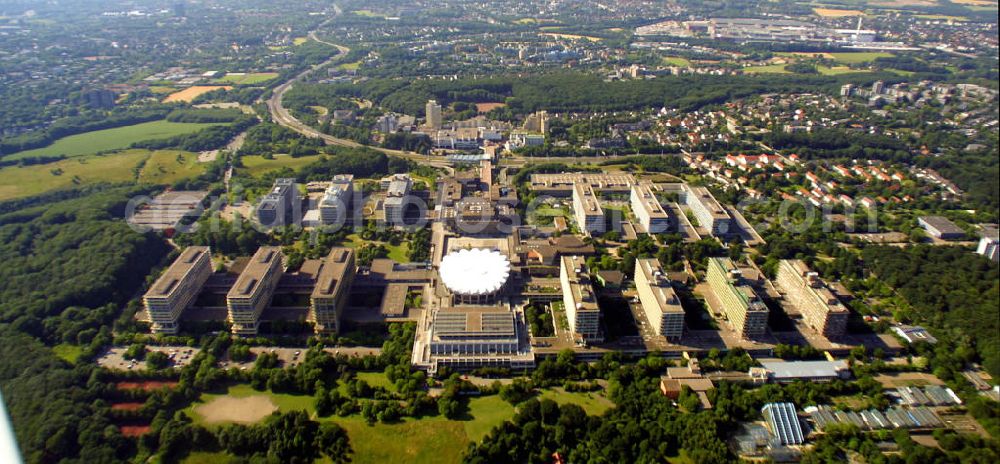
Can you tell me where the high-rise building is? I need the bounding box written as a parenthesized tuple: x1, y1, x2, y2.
(706, 257, 768, 339)
(319, 175, 354, 225)
(774, 260, 849, 338)
(310, 248, 356, 334)
(977, 227, 999, 262)
(256, 178, 298, 227)
(682, 186, 732, 237)
(227, 247, 283, 335)
(872, 80, 885, 95)
(572, 183, 605, 235)
(426, 100, 442, 129)
(630, 183, 672, 234)
(523, 110, 548, 134)
(634, 258, 685, 340)
(840, 84, 854, 97)
(560, 256, 602, 342)
(143, 246, 212, 334)
(383, 174, 412, 226)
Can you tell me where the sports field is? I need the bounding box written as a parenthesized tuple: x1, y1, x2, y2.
(5, 120, 221, 160)
(164, 85, 233, 103)
(217, 72, 279, 85)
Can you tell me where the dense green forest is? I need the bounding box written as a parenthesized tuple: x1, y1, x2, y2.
(288, 71, 898, 117)
(862, 246, 1000, 377)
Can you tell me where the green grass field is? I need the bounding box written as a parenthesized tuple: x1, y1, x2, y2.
(52, 344, 83, 364)
(538, 388, 614, 416)
(662, 56, 692, 67)
(138, 150, 206, 185)
(829, 52, 893, 64)
(5, 120, 222, 160)
(240, 153, 322, 177)
(0, 150, 147, 201)
(743, 64, 791, 74)
(216, 72, 279, 85)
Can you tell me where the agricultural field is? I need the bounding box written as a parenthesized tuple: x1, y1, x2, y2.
(216, 72, 280, 85)
(4, 120, 222, 160)
(813, 7, 865, 16)
(164, 85, 233, 103)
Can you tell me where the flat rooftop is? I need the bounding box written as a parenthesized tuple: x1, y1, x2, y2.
(760, 360, 849, 379)
(433, 307, 516, 339)
(574, 183, 604, 217)
(635, 258, 684, 314)
(687, 186, 730, 220)
(228, 246, 282, 298)
(561, 256, 600, 313)
(632, 183, 670, 220)
(530, 172, 636, 190)
(312, 248, 354, 299)
(782, 260, 848, 314)
(146, 246, 210, 298)
(919, 216, 964, 235)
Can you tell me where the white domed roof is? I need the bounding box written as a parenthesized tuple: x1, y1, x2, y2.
(439, 248, 511, 296)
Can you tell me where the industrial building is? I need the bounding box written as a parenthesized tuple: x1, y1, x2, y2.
(572, 183, 605, 235)
(761, 402, 804, 446)
(682, 186, 732, 237)
(319, 175, 354, 226)
(383, 174, 413, 226)
(560, 256, 602, 343)
(227, 247, 284, 335)
(634, 258, 685, 340)
(310, 248, 356, 334)
(630, 183, 672, 234)
(143, 246, 212, 334)
(917, 215, 965, 239)
(706, 257, 768, 339)
(256, 178, 298, 227)
(751, 360, 851, 383)
(774, 260, 849, 338)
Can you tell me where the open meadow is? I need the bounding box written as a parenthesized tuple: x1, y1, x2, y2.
(4, 121, 221, 160)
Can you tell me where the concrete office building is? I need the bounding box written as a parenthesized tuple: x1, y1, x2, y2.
(572, 183, 605, 235)
(426, 99, 442, 130)
(706, 257, 768, 339)
(257, 178, 298, 227)
(383, 174, 412, 226)
(775, 260, 849, 338)
(414, 306, 534, 373)
(227, 247, 284, 335)
(634, 258, 685, 340)
(143, 246, 212, 334)
(310, 248, 356, 334)
(683, 186, 733, 237)
(319, 175, 354, 226)
(630, 183, 672, 234)
(560, 256, 602, 342)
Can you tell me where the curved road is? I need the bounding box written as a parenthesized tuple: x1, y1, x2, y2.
(266, 19, 453, 170)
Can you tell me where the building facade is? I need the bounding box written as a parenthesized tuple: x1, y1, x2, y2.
(143, 246, 212, 334)
(227, 247, 283, 335)
(560, 256, 602, 342)
(683, 186, 732, 237)
(319, 175, 354, 226)
(630, 183, 672, 234)
(383, 174, 412, 226)
(706, 257, 768, 339)
(774, 260, 849, 338)
(572, 183, 605, 235)
(310, 248, 356, 334)
(426, 100, 442, 129)
(256, 178, 298, 227)
(634, 258, 685, 340)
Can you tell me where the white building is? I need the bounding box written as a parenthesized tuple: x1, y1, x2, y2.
(572, 183, 605, 235)
(634, 258, 684, 340)
(143, 246, 212, 334)
(630, 183, 672, 234)
(319, 175, 354, 225)
(426, 100, 442, 130)
(560, 256, 602, 343)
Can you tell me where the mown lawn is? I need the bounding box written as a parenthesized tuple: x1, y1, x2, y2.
(538, 388, 614, 416)
(6, 120, 221, 160)
(52, 344, 83, 364)
(829, 52, 893, 64)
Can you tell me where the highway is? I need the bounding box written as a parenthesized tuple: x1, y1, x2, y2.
(265, 13, 454, 170)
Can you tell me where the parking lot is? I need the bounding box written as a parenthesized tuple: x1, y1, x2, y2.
(97, 346, 201, 371)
